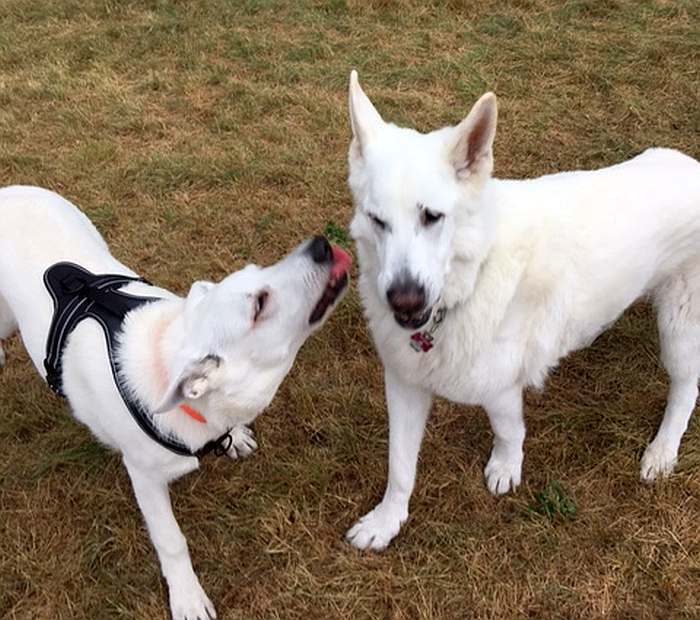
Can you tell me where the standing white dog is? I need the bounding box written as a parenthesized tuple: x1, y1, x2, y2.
(344, 70, 700, 551)
(0, 186, 351, 619)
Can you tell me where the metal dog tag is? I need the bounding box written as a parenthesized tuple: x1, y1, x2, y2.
(409, 306, 446, 353)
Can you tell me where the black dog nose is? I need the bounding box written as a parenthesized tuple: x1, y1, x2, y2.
(387, 279, 426, 315)
(307, 235, 332, 264)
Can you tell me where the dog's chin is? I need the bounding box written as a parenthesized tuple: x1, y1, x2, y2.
(393, 307, 432, 330)
(308, 273, 349, 325)
(308, 245, 352, 326)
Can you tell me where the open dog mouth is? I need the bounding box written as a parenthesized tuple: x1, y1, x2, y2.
(309, 246, 352, 324)
(394, 307, 432, 330)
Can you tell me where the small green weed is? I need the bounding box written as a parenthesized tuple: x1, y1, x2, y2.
(528, 480, 577, 521)
(323, 221, 350, 248)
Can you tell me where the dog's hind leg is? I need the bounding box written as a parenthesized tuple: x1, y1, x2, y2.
(0, 293, 18, 368)
(642, 274, 700, 480)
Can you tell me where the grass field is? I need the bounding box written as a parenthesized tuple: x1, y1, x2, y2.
(1, 0, 699, 618)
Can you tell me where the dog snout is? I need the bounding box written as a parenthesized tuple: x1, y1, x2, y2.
(307, 235, 332, 264)
(387, 279, 426, 315)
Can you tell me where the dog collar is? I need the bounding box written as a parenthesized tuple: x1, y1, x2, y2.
(409, 303, 447, 353)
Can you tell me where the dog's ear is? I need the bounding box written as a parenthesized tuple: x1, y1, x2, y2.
(449, 92, 498, 181)
(153, 354, 222, 413)
(348, 70, 385, 156)
(184, 280, 214, 319)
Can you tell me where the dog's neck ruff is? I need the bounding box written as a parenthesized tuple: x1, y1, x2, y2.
(409, 302, 447, 353)
(43, 262, 232, 458)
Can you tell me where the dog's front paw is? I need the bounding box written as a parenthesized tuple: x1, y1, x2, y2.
(0, 344, 5, 368)
(640, 439, 678, 482)
(346, 502, 407, 551)
(169, 581, 216, 620)
(484, 453, 522, 495)
(226, 425, 258, 460)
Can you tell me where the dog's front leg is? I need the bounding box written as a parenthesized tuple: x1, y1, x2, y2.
(225, 425, 258, 460)
(346, 370, 432, 551)
(482, 385, 525, 495)
(124, 459, 216, 620)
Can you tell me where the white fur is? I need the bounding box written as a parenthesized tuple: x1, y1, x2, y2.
(0, 186, 345, 618)
(345, 71, 700, 551)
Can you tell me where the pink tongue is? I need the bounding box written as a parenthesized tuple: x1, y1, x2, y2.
(330, 245, 352, 279)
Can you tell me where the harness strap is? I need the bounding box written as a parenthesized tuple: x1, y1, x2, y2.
(43, 262, 231, 459)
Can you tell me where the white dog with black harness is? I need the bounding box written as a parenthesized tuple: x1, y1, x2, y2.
(0, 185, 351, 620)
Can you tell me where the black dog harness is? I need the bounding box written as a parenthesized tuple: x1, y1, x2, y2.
(43, 262, 233, 458)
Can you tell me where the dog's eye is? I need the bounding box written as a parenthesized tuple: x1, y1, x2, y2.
(253, 290, 269, 322)
(421, 208, 444, 227)
(368, 213, 387, 231)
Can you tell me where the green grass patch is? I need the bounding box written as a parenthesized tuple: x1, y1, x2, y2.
(528, 481, 578, 521)
(323, 221, 350, 248)
(33, 441, 110, 479)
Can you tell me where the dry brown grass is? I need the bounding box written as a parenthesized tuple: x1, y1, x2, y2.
(1, 0, 699, 618)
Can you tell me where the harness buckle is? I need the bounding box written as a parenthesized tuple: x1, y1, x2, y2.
(213, 433, 233, 457)
(195, 432, 234, 458)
